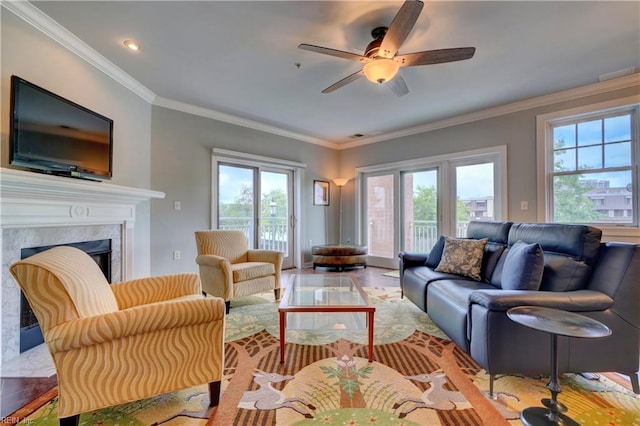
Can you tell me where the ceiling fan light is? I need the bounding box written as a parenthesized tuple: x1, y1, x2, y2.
(363, 58, 399, 84)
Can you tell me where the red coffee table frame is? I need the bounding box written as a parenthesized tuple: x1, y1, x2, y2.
(278, 273, 375, 363)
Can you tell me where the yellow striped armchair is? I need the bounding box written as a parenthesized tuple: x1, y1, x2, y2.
(195, 230, 283, 314)
(10, 246, 225, 426)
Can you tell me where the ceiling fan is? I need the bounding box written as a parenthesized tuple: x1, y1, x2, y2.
(298, 0, 476, 96)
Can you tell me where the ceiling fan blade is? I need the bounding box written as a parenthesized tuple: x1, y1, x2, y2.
(378, 0, 424, 58)
(298, 44, 369, 63)
(321, 70, 364, 93)
(395, 47, 476, 67)
(387, 73, 409, 97)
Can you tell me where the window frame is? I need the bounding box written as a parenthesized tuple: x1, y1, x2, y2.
(211, 148, 306, 268)
(536, 96, 640, 237)
(355, 145, 507, 257)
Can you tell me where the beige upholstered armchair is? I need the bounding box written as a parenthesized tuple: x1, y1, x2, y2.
(10, 246, 225, 426)
(195, 230, 283, 313)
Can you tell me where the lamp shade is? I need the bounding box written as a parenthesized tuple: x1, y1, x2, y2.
(363, 58, 399, 84)
(333, 178, 349, 187)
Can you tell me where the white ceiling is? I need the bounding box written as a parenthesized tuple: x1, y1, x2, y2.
(29, 1, 640, 148)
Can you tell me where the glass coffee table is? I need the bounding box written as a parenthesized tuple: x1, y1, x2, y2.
(278, 273, 375, 364)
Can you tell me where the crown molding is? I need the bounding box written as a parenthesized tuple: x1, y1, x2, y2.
(337, 73, 640, 150)
(153, 96, 336, 149)
(2, 0, 156, 103)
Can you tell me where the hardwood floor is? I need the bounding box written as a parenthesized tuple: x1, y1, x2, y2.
(0, 376, 58, 419)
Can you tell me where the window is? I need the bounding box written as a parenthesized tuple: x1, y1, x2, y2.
(212, 148, 305, 269)
(537, 98, 639, 230)
(356, 146, 507, 267)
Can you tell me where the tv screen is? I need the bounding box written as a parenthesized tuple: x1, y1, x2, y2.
(9, 75, 113, 180)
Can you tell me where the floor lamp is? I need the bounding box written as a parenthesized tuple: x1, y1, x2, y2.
(333, 178, 349, 244)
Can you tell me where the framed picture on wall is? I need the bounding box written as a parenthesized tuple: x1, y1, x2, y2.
(313, 180, 330, 206)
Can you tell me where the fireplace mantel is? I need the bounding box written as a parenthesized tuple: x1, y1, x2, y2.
(0, 167, 164, 280)
(1, 167, 164, 228)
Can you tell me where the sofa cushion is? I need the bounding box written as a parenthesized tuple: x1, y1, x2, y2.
(408, 265, 471, 284)
(467, 221, 513, 244)
(539, 253, 593, 292)
(232, 262, 275, 282)
(482, 242, 507, 283)
(427, 279, 496, 351)
(425, 235, 446, 268)
(508, 223, 602, 267)
(501, 241, 544, 290)
(435, 237, 488, 281)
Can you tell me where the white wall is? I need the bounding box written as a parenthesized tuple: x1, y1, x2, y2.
(1, 11, 154, 276)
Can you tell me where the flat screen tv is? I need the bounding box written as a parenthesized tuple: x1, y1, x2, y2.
(9, 75, 113, 180)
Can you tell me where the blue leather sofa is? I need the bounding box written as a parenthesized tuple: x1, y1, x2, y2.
(399, 221, 639, 395)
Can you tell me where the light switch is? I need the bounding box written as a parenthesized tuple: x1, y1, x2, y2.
(174, 201, 181, 211)
(520, 201, 528, 210)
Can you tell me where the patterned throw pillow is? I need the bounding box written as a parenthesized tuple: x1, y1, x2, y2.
(435, 237, 488, 281)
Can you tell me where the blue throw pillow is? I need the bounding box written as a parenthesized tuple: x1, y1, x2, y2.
(425, 235, 446, 268)
(501, 241, 544, 290)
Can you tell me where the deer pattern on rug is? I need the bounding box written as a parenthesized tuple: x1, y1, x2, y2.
(216, 330, 500, 425)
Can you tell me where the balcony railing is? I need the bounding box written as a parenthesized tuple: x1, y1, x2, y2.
(219, 217, 288, 252)
(405, 220, 471, 253)
(221, 217, 477, 255)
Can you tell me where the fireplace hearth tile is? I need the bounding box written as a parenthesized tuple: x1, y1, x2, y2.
(0, 343, 54, 378)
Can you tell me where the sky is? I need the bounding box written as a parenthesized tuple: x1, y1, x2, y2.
(218, 165, 287, 204)
(553, 113, 632, 188)
(412, 163, 494, 199)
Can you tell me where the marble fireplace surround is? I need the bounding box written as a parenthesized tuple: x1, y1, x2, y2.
(0, 168, 164, 364)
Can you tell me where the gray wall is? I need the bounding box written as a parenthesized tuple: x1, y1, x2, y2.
(149, 106, 339, 275)
(1, 11, 154, 277)
(338, 86, 639, 244)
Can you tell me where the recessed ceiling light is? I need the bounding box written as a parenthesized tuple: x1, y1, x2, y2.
(123, 40, 141, 51)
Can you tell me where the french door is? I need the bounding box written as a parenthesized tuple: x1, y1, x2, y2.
(452, 160, 496, 237)
(217, 163, 294, 269)
(364, 173, 397, 268)
(401, 168, 440, 253)
(358, 148, 505, 267)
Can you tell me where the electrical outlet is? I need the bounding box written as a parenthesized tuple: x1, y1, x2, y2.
(173, 250, 181, 260)
(520, 201, 529, 210)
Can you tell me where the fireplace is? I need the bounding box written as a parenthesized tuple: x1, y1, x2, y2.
(19, 239, 113, 353)
(1, 167, 165, 365)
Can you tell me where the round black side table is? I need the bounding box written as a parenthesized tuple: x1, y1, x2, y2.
(507, 306, 611, 426)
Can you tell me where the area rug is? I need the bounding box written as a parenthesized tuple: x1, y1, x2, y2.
(10, 288, 640, 425)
